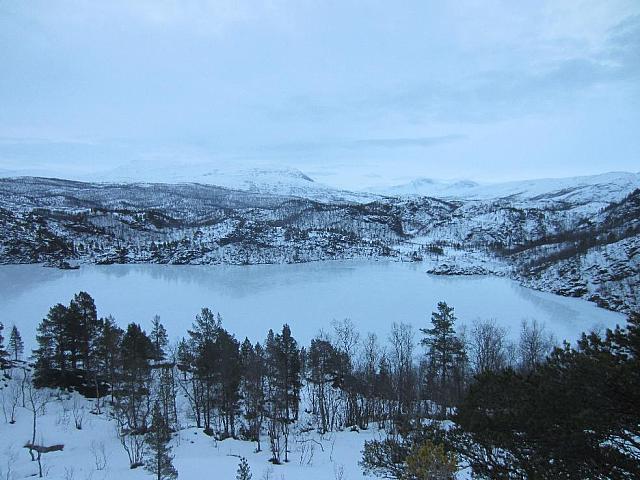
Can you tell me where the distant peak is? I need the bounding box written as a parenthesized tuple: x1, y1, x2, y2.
(410, 178, 437, 186)
(246, 167, 315, 183)
(451, 180, 479, 188)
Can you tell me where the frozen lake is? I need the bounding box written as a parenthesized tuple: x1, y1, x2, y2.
(0, 261, 626, 350)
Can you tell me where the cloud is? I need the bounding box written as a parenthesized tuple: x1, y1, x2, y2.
(0, 1, 638, 186)
(258, 135, 466, 154)
(0, 136, 97, 147)
(260, 7, 640, 125)
(352, 136, 466, 148)
(16, 0, 286, 37)
(604, 14, 640, 75)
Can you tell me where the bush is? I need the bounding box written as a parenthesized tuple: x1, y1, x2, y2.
(404, 441, 457, 480)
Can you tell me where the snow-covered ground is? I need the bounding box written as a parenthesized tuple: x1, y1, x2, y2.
(0, 372, 384, 480)
(0, 261, 625, 354)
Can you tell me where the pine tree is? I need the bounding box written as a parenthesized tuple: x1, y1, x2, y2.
(158, 366, 177, 434)
(176, 338, 203, 429)
(241, 339, 266, 451)
(8, 325, 24, 361)
(453, 313, 640, 478)
(236, 457, 252, 480)
(33, 303, 68, 384)
(150, 315, 169, 361)
(420, 302, 466, 417)
(217, 328, 241, 438)
(32, 293, 102, 388)
(118, 323, 155, 432)
(265, 324, 301, 463)
(68, 291, 99, 370)
(146, 401, 178, 480)
(95, 315, 124, 402)
(187, 308, 221, 348)
(188, 308, 221, 435)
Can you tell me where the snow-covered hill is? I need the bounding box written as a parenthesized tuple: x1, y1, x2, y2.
(97, 163, 379, 204)
(375, 171, 640, 206)
(4, 162, 638, 208)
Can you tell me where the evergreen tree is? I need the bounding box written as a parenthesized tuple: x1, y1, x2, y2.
(187, 308, 221, 348)
(236, 457, 252, 480)
(158, 365, 178, 434)
(450, 313, 640, 478)
(217, 328, 241, 438)
(146, 401, 178, 480)
(8, 325, 24, 361)
(241, 339, 266, 451)
(176, 337, 203, 429)
(95, 315, 124, 402)
(114, 323, 155, 468)
(118, 323, 155, 431)
(32, 292, 102, 389)
(33, 303, 69, 385)
(68, 291, 99, 370)
(188, 309, 220, 435)
(265, 324, 301, 463)
(420, 302, 466, 417)
(182, 316, 241, 438)
(150, 315, 169, 361)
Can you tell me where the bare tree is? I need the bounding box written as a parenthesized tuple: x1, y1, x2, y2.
(332, 318, 360, 361)
(114, 394, 151, 468)
(90, 440, 108, 471)
(389, 322, 417, 422)
(359, 332, 381, 427)
(24, 373, 52, 463)
(469, 319, 511, 375)
(518, 319, 556, 372)
(6, 379, 21, 424)
(1, 375, 21, 425)
(71, 397, 85, 430)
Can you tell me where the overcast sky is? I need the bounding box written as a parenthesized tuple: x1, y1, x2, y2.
(1, 0, 639, 188)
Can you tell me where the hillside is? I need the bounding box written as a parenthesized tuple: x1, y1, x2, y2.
(0, 175, 638, 314)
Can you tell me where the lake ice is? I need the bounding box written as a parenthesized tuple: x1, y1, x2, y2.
(0, 260, 626, 350)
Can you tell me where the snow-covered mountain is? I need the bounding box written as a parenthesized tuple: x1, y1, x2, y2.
(96, 163, 379, 204)
(375, 171, 640, 205)
(4, 161, 638, 208)
(99, 165, 640, 209)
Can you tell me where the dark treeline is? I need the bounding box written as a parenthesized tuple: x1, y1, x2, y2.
(9, 292, 639, 478)
(361, 314, 640, 480)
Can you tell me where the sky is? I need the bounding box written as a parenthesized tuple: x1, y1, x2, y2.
(0, 0, 639, 189)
